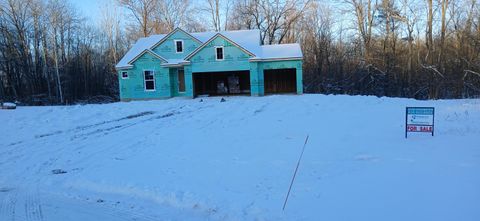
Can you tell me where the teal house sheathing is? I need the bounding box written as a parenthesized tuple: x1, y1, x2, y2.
(116, 28, 303, 100)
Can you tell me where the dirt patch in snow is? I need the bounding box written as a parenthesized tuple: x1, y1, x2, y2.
(0, 187, 13, 192)
(52, 169, 67, 175)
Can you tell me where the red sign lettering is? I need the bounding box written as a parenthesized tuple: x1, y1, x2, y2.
(407, 125, 432, 132)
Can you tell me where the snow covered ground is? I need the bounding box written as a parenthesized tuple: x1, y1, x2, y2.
(0, 94, 479, 221)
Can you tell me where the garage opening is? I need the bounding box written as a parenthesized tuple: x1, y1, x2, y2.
(193, 71, 250, 97)
(264, 68, 297, 94)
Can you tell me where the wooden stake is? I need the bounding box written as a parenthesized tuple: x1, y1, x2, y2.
(283, 135, 309, 211)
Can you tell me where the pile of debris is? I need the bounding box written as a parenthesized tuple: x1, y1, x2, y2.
(1, 102, 16, 110)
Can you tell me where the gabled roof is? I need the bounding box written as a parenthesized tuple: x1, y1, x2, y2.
(184, 33, 256, 61)
(116, 34, 166, 69)
(117, 49, 168, 70)
(190, 29, 262, 55)
(116, 28, 303, 69)
(133, 49, 168, 63)
(149, 27, 202, 50)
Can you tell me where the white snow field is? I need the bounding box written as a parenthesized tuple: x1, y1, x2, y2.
(0, 95, 479, 221)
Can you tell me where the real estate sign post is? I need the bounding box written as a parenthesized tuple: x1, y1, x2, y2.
(405, 107, 435, 138)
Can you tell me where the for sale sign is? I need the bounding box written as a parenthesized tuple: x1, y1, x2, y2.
(405, 107, 435, 138)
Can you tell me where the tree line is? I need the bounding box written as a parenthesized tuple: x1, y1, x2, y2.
(302, 0, 480, 99)
(0, 0, 123, 104)
(0, 0, 479, 105)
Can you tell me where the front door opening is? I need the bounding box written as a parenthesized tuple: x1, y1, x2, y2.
(178, 69, 185, 92)
(193, 71, 250, 97)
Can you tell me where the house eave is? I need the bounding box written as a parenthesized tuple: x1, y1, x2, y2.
(115, 65, 134, 70)
(249, 57, 303, 62)
(160, 61, 191, 68)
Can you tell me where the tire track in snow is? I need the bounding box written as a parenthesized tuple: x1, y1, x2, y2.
(68, 104, 191, 143)
(0, 111, 158, 161)
(43, 193, 162, 221)
(11, 186, 163, 221)
(70, 110, 180, 141)
(0, 109, 175, 176)
(24, 187, 43, 221)
(34, 111, 156, 139)
(62, 109, 183, 168)
(6, 106, 186, 182)
(0, 188, 19, 221)
(85, 202, 160, 221)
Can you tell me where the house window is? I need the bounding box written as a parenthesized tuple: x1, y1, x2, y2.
(121, 71, 129, 79)
(178, 69, 185, 92)
(215, 46, 224, 60)
(175, 40, 183, 53)
(144, 70, 155, 91)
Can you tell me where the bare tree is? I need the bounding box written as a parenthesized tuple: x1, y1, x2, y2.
(426, 0, 434, 64)
(118, 0, 157, 37)
(202, 0, 223, 32)
(400, 0, 419, 84)
(47, 0, 67, 103)
(438, 0, 449, 71)
(101, 0, 122, 65)
(230, 0, 312, 44)
(157, 0, 191, 31)
(344, 0, 375, 61)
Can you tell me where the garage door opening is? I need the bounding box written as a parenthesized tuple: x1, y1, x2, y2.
(193, 71, 250, 97)
(264, 68, 297, 94)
